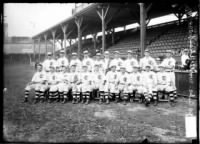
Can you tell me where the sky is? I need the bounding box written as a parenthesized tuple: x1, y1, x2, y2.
(4, 3, 196, 38)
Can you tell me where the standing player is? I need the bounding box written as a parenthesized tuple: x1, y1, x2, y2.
(93, 52, 104, 73)
(109, 51, 124, 72)
(161, 50, 177, 99)
(102, 51, 111, 74)
(24, 63, 48, 103)
(69, 52, 82, 72)
(143, 65, 157, 106)
(69, 64, 81, 104)
(82, 50, 94, 72)
(139, 49, 157, 71)
(80, 65, 93, 104)
(56, 49, 69, 68)
(124, 50, 138, 73)
(118, 65, 130, 105)
(42, 52, 57, 72)
(105, 64, 120, 104)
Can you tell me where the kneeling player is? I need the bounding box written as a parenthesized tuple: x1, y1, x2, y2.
(80, 65, 93, 104)
(24, 63, 48, 103)
(118, 65, 130, 105)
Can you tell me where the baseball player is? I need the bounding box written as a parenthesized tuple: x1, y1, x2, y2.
(24, 63, 48, 103)
(42, 52, 57, 72)
(93, 52, 104, 73)
(128, 64, 139, 103)
(155, 64, 175, 106)
(142, 64, 157, 106)
(92, 64, 106, 104)
(109, 51, 124, 71)
(105, 64, 120, 104)
(161, 50, 177, 99)
(124, 50, 138, 73)
(118, 65, 130, 105)
(47, 66, 60, 103)
(69, 64, 81, 104)
(80, 65, 93, 104)
(82, 50, 94, 72)
(69, 52, 82, 72)
(102, 51, 111, 74)
(56, 49, 69, 68)
(139, 49, 157, 71)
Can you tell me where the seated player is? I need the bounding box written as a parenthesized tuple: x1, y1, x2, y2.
(69, 64, 81, 104)
(105, 64, 120, 104)
(24, 63, 48, 103)
(47, 66, 60, 103)
(142, 65, 157, 106)
(92, 64, 106, 104)
(134, 66, 147, 104)
(118, 65, 130, 105)
(80, 65, 93, 104)
(128, 64, 139, 103)
(56, 66, 70, 103)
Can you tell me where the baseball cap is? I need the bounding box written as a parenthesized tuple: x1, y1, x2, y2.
(110, 64, 117, 68)
(60, 49, 65, 53)
(184, 49, 189, 52)
(145, 64, 151, 68)
(82, 64, 88, 67)
(83, 50, 89, 54)
(114, 51, 119, 54)
(104, 51, 109, 54)
(166, 50, 173, 54)
(72, 52, 77, 56)
(96, 53, 101, 56)
(133, 64, 139, 68)
(47, 52, 52, 56)
(156, 57, 160, 61)
(158, 64, 165, 68)
(127, 50, 132, 53)
(144, 49, 150, 53)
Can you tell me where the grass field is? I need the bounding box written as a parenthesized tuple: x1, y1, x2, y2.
(3, 64, 197, 143)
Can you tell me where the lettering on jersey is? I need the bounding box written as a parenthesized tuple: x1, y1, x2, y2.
(123, 77, 127, 82)
(118, 62, 121, 66)
(114, 74, 117, 79)
(84, 75, 88, 80)
(61, 60, 65, 65)
(131, 61, 134, 66)
(86, 61, 90, 65)
(98, 75, 102, 80)
(40, 74, 43, 78)
(168, 61, 171, 66)
(53, 75, 55, 80)
(149, 74, 153, 79)
(162, 76, 166, 81)
(148, 60, 152, 65)
(137, 76, 140, 81)
(50, 62, 53, 66)
(74, 75, 78, 82)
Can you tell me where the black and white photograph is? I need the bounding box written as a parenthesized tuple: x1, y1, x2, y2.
(3, 2, 199, 143)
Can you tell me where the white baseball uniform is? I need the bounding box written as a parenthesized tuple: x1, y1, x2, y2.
(124, 58, 138, 73)
(47, 72, 59, 92)
(139, 56, 157, 70)
(42, 59, 57, 72)
(56, 57, 69, 68)
(69, 59, 82, 72)
(105, 71, 119, 93)
(69, 71, 81, 92)
(142, 71, 157, 94)
(118, 72, 130, 93)
(82, 57, 94, 72)
(80, 72, 93, 92)
(93, 59, 105, 73)
(92, 71, 106, 91)
(109, 58, 124, 71)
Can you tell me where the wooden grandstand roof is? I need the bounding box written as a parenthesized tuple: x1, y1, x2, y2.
(32, 1, 198, 40)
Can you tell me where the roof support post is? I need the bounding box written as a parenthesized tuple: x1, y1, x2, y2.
(51, 30, 56, 58)
(38, 37, 41, 62)
(61, 24, 69, 56)
(139, 3, 147, 58)
(92, 33, 97, 50)
(111, 28, 115, 45)
(44, 34, 47, 57)
(97, 5, 110, 53)
(75, 16, 83, 59)
(33, 39, 36, 62)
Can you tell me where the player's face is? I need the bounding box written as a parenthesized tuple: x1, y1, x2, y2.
(71, 66, 76, 72)
(82, 66, 87, 72)
(50, 67, 55, 73)
(111, 66, 116, 72)
(84, 54, 88, 58)
(166, 53, 171, 58)
(159, 67, 164, 72)
(72, 55, 77, 59)
(114, 54, 119, 59)
(104, 54, 109, 59)
(37, 65, 42, 72)
(96, 55, 100, 60)
(94, 66, 99, 72)
(60, 53, 64, 57)
(128, 53, 132, 59)
(145, 66, 150, 72)
(120, 68, 126, 73)
(132, 67, 137, 73)
(144, 52, 150, 57)
(47, 55, 52, 59)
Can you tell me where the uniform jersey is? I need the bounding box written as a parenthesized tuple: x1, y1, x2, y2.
(56, 57, 69, 68)
(103, 58, 111, 72)
(69, 72, 81, 84)
(161, 57, 176, 70)
(80, 72, 92, 85)
(69, 59, 82, 72)
(143, 71, 157, 86)
(109, 58, 124, 71)
(47, 72, 59, 85)
(118, 72, 129, 85)
(62, 72, 70, 84)
(134, 72, 144, 86)
(139, 56, 157, 70)
(181, 54, 189, 67)
(157, 72, 171, 86)
(31, 71, 47, 83)
(124, 58, 138, 73)
(42, 59, 57, 71)
(82, 57, 94, 72)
